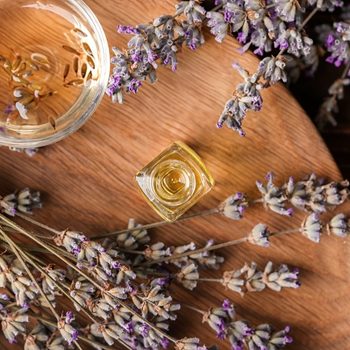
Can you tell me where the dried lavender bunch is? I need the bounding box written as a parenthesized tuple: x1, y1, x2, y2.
(108, 1, 345, 136)
(0, 214, 297, 350)
(0, 188, 297, 350)
(0, 174, 348, 350)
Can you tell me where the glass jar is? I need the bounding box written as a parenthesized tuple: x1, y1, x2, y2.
(0, 0, 110, 148)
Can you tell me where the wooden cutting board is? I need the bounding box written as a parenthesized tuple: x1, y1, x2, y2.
(0, 1, 349, 349)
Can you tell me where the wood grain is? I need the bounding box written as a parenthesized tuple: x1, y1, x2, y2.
(1, 1, 349, 349)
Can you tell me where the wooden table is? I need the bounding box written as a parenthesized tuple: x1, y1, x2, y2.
(0, 1, 349, 349)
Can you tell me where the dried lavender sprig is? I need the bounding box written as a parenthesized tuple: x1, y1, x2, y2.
(188, 299, 292, 349)
(135, 260, 300, 294)
(142, 212, 349, 266)
(125, 239, 224, 270)
(91, 173, 348, 239)
(316, 61, 350, 129)
(200, 261, 300, 295)
(212, 4, 320, 135)
(17, 248, 170, 350)
(107, 1, 207, 103)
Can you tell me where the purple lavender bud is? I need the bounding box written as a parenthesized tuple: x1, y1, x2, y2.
(161, 337, 170, 349)
(292, 267, 299, 275)
(238, 129, 246, 137)
(326, 56, 335, 64)
(128, 79, 142, 94)
(65, 311, 74, 323)
(223, 9, 233, 23)
(4, 104, 15, 115)
(234, 192, 243, 200)
(112, 261, 121, 269)
(253, 48, 264, 56)
(124, 321, 134, 334)
(71, 329, 79, 343)
(238, 206, 245, 214)
(265, 172, 273, 181)
(232, 343, 244, 350)
(222, 299, 233, 311)
(286, 208, 294, 216)
(237, 32, 247, 44)
(72, 247, 81, 256)
(326, 34, 335, 48)
(131, 51, 142, 63)
(284, 335, 293, 344)
(9, 337, 17, 344)
(156, 277, 170, 287)
(139, 323, 150, 337)
(244, 326, 254, 336)
(117, 25, 140, 35)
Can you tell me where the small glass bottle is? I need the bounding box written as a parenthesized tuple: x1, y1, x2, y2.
(136, 141, 214, 222)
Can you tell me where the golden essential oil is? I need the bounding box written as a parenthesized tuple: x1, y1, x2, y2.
(136, 141, 214, 222)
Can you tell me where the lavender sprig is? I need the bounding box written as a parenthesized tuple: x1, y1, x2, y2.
(141, 212, 350, 267)
(315, 22, 350, 128)
(107, 1, 206, 103)
(200, 299, 292, 350)
(90, 173, 349, 239)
